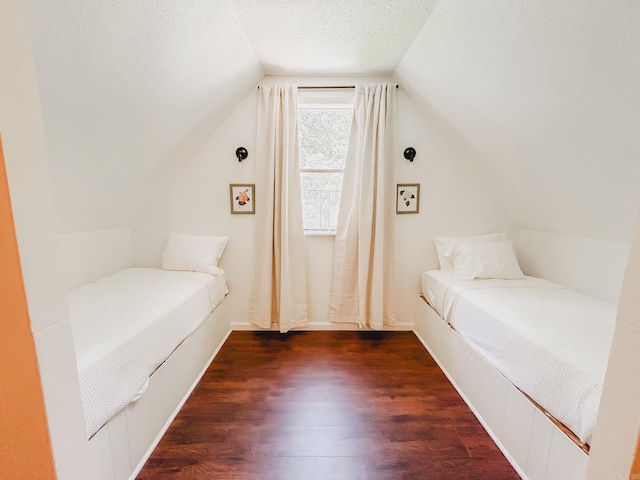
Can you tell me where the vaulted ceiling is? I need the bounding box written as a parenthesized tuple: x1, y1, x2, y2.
(30, 0, 264, 232)
(396, 0, 640, 241)
(28, 0, 640, 241)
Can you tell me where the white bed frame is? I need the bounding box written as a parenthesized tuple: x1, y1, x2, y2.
(86, 296, 232, 480)
(414, 295, 589, 480)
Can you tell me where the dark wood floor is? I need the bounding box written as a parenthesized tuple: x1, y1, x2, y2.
(137, 331, 519, 479)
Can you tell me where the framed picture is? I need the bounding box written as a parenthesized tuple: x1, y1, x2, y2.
(230, 184, 255, 214)
(396, 183, 420, 214)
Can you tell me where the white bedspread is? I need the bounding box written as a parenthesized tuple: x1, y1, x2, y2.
(421, 270, 617, 445)
(68, 268, 228, 438)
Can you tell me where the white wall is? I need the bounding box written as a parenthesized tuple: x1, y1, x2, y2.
(588, 211, 640, 478)
(59, 227, 133, 290)
(132, 76, 516, 328)
(396, 0, 640, 243)
(0, 2, 91, 478)
(29, 0, 263, 234)
(516, 229, 631, 303)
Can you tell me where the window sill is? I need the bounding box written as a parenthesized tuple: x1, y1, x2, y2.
(304, 230, 336, 237)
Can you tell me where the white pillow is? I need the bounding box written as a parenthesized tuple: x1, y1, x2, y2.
(433, 233, 506, 273)
(451, 240, 524, 280)
(162, 233, 229, 275)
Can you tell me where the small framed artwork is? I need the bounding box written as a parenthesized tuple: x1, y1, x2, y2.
(396, 183, 420, 214)
(230, 184, 255, 214)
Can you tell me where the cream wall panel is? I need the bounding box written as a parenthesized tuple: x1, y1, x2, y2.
(423, 307, 438, 355)
(502, 384, 535, 471)
(33, 319, 92, 479)
(447, 330, 466, 384)
(476, 360, 508, 438)
(430, 313, 448, 364)
(148, 360, 178, 438)
(108, 409, 132, 480)
(414, 297, 429, 340)
(440, 324, 455, 372)
(88, 425, 115, 480)
(526, 409, 554, 480)
(125, 393, 155, 470)
(171, 334, 207, 399)
(588, 211, 640, 479)
(546, 429, 588, 480)
(588, 322, 640, 478)
(453, 339, 472, 396)
(462, 347, 482, 408)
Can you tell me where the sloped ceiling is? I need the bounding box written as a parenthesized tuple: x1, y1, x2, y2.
(396, 0, 640, 242)
(29, 0, 639, 241)
(30, 0, 263, 232)
(29, 0, 437, 233)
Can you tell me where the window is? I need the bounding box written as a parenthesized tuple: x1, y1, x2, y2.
(298, 90, 354, 232)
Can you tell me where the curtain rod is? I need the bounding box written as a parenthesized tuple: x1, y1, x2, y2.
(298, 85, 398, 89)
(257, 84, 399, 89)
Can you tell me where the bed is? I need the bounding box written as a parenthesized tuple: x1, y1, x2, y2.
(421, 270, 617, 447)
(413, 234, 621, 478)
(68, 267, 228, 439)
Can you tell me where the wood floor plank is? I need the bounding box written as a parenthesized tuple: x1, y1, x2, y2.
(137, 331, 519, 479)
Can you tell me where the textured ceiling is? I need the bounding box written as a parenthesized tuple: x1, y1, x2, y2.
(397, 0, 640, 242)
(230, 0, 438, 74)
(30, 0, 263, 232)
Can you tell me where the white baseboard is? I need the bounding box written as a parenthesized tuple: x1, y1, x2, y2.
(230, 321, 415, 331)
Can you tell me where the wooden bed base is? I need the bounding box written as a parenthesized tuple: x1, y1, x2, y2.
(87, 297, 232, 480)
(414, 295, 589, 480)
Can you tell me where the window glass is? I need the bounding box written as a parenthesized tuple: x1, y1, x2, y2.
(298, 104, 352, 232)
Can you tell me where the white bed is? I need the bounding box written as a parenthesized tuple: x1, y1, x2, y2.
(68, 267, 228, 438)
(421, 270, 617, 446)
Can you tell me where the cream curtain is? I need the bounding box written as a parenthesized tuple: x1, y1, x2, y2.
(249, 84, 308, 333)
(329, 83, 396, 329)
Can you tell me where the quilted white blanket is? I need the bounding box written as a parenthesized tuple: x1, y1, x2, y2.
(68, 268, 228, 438)
(422, 270, 617, 445)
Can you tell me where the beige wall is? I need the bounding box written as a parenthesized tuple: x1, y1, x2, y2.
(132, 76, 516, 328)
(0, 2, 91, 477)
(588, 210, 640, 478)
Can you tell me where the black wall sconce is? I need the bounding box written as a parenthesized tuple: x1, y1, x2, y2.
(404, 147, 416, 163)
(236, 147, 248, 163)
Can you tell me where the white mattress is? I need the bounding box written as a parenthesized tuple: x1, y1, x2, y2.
(68, 267, 228, 438)
(421, 270, 617, 445)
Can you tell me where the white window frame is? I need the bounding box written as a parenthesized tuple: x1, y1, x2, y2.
(298, 88, 354, 235)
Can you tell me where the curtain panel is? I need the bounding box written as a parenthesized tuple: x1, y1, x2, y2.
(249, 84, 308, 333)
(329, 83, 397, 329)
